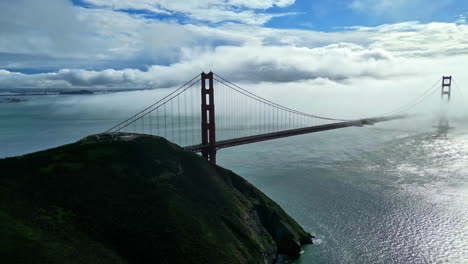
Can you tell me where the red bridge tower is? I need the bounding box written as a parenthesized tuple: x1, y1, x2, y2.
(201, 72, 217, 165)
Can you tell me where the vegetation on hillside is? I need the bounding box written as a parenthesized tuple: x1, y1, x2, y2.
(0, 133, 312, 264)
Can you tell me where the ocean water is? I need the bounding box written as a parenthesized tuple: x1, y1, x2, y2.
(1, 94, 467, 263)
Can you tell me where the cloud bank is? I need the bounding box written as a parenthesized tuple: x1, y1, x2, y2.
(0, 0, 467, 94)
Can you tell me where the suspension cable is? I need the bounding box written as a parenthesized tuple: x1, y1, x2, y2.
(215, 73, 445, 121)
(214, 75, 350, 121)
(371, 78, 442, 117)
(114, 78, 200, 132)
(452, 77, 465, 100)
(105, 74, 200, 132)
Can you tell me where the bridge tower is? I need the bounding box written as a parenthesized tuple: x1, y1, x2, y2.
(438, 76, 452, 129)
(201, 72, 217, 165)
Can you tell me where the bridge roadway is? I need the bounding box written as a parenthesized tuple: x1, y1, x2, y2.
(185, 115, 405, 153)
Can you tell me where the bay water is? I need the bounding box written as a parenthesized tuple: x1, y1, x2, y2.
(1, 94, 466, 263)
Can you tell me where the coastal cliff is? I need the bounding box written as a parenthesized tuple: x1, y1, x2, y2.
(0, 133, 312, 264)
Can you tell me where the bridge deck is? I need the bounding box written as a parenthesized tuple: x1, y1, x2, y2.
(185, 115, 405, 152)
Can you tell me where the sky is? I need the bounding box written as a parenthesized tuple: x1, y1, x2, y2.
(0, 0, 467, 94)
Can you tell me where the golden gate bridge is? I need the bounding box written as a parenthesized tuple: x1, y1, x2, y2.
(105, 72, 457, 165)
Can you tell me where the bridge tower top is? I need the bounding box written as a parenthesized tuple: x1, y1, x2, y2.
(438, 76, 452, 129)
(441, 76, 452, 101)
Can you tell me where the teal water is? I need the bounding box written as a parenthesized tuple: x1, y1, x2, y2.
(219, 129, 468, 263)
(1, 94, 467, 263)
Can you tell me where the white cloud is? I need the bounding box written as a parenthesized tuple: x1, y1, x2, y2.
(456, 14, 467, 24)
(81, 0, 297, 25)
(0, 0, 99, 58)
(0, 2, 255, 69)
(348, 22, 468, 56)
(82, 0, 296, 11)
(1, 0, 468, 100)
(1, 39, 466, 93)
(152, 43, 398, 83)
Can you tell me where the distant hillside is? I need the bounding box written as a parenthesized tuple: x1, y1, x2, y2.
(0, 98, 28, 103)
(59, 90, 94, 95)
(0, 133, 312, 264)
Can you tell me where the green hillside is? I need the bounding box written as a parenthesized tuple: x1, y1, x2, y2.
(0, 133, 312, 264)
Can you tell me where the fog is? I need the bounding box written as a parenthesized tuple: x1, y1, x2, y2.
(41, 72, 468, 133)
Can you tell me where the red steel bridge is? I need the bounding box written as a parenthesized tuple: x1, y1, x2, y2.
(106, 72, 455, 165)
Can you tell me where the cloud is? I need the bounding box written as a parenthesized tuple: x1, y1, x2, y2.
(0, 0, 98, 58)
(0, 2, 255, 70)
(2, 0, 466, 72)
(1, 0, 468, 95)
(2, 40, 463, 92)
(81, 0, 297, 25)
(366, 22, 468, 56)
(344, 22, 468, 56)
(159, 43, 399, 82)
(456, 14, 467, 24)
(349, 0, 455, 21)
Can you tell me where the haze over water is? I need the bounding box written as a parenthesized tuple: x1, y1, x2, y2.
(1, 94, 467, 263)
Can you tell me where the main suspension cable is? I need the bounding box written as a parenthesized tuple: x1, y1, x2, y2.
(106, 74, 200, 132)
(372, 78, 442, 118)
(114, 78, 200, 132)
(214, 75, 350, 121)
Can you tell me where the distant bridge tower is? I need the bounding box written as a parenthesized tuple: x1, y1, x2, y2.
(438, 76, 452, 129)
(201, 72, 217, 165)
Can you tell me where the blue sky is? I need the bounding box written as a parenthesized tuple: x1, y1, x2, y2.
(0, 0, 467, 89)
(266, 0, 467, 30)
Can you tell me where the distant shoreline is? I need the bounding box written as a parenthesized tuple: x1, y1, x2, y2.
(59, 90, 94, 95)
(0, 98, 28, 103)
(0, 88, 158, 97)
(0, 93, 56, 97)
